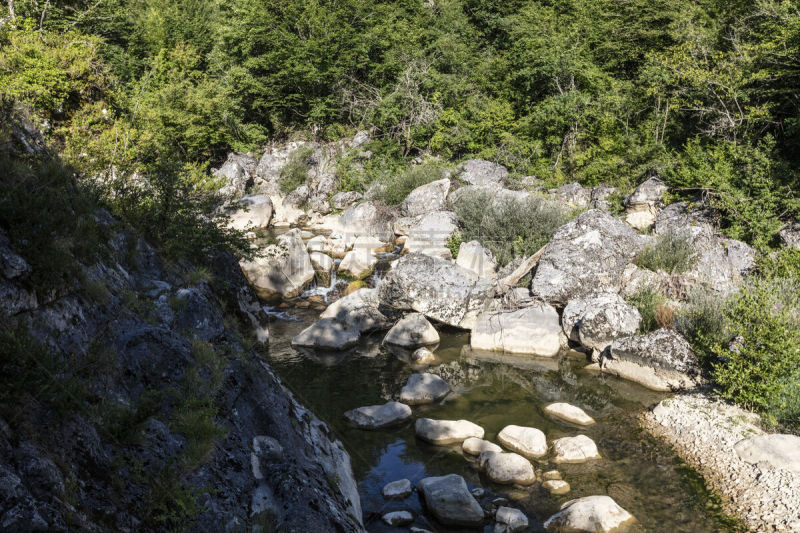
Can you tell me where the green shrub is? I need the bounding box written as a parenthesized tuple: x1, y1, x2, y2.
(185, 267, 213, 285)
(85, 279, 110, 304)
(278, 146, 314, 194)
(446, 231, 462, 259)
(376, 163, 445, 207)
(451, 189, 569, 266)
(626, 285, 666, 334)
(676, 286, 731, 365)
(635, 231, 697, 274)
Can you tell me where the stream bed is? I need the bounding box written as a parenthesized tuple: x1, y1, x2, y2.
(264, 307, 737, 533)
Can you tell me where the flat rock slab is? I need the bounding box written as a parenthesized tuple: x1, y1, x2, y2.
(479, 451, 536, 485)
(552, 435, 601, 464)
(417, 474, 485, 527)
(498, 425, 548, 458)
(344, 401, 412, 429)
(543, 480, 571, 495)
(291, 318, 360, 350)
(544, 403, 596, 426)
(734, 434, 800, 474)
(383, 312, 440, 347)
(400, 373, 451, 405)
(495, 506, 529, 532)
(382, 479, 413, 500)
(415, 418, 484, 445)
(382, 510, 413, 526)
(463, 437, 502, 456)
(471, 304, 561, 357)
(543, 495, 636, 532)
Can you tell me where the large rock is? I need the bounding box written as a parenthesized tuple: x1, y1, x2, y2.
(479, 451, 536, 485)
(471, 304, 561, 357)
(240, 229, 314, 300)
(624, 176, 668, 230)
(551, 435, 601, 463)
(544, 403, 596, 426)
(338, 249, 377, 279)
(291, 318, 360, 350)
(343, 401, 412, 429)
(226, 194, 274, 231)
(734, 434, 800, 474)
(309, 252, 334, 286)
(402, 211, 459, 259)
(320, 288, 396, 332)
(400, 373, 451, 405)
(402, 178, 450, 216)
(548, 183, 591, 210)
(415, 418, 484, 445)
(462, 437, 502, 456)
(601, 328, 701, 391)
(417, 474, 484, 527)
(543, 495, 636, 532)
(382, 511, 413, 526)
(561, 293, 641, 352)
(456, 241, 497, 279)
(214, 152, 256, 198)
(383, 313, 439, 347)
(382, 479, 413, 500)
(497, 425, 547, 458)
(531, 210, 645, 305)
(379, 253, 494, 328)
(339, 201, 394, 243)
(495, 507, 529, 533)
(331, 191, 363, 210)
(457, 159, 508, 186)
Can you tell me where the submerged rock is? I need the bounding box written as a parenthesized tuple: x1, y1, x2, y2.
(382, 510, 414, 526)
(495, 506, 529, 533)
(400, 373, 451, 405)
(291, 318, 360, 350)
(479, 451, 536, 485)
(462, 437, 502, 456)
(552, 435, 601, 463)
(415, 418, 484, 445)
(382, 478, 413, 500)
(544, 403, 596, 426)
(497, 425, 548, 458)
(471, 304, 561, 357)
(543, 480, 571, 495)
(543, 495, 636, 532)
(417, 474, 485, 527)
(343, 401, 412, 429)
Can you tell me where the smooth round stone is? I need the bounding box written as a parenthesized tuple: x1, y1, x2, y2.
(543, 495, 636, 532)
(498, 425, 548, 458)
(382, 510, 413, 526)
(411, 346, 436, 364)
(544, 403, 596, 426)
(415, 418, 485, 445)
(463, 437, 503, 456)
(382, 478, 413, 500)
(400, 373, 451, 405)
(343, 401, 412, 429)
(552, 435, 601, 464)
(495, 506, 529, 532)
(543, 480, 571, 495)
(417, 474, 485, 527)
(480, 451, 536, 485)
(543, 470, 562, 481)
(383, 312, 440, 347)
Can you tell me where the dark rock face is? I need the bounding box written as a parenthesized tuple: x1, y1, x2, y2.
(0, 218, 364, 532)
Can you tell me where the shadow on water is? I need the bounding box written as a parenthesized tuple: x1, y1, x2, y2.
(265, 310, 737, 532)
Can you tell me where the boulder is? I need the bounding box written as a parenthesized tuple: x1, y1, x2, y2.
(411, 346, 436, 364)
(543, 495, 636, 532)
(214, 152, 256, 198)
(544, 403, 596, 426)
(343, 401, 412, 429)
(624, 177, 668, 230)
(471, 304, 561, 357)
(457, 159, 508, 186)
(331, 191, 363, 210)
(383, 313, 440, 347)
(402, 178, 450, 216)
(307, 235, 326, 252)
(602, 328, 701, 391)
(495, 506, 529, 533)
(320, 288, 396, 332)
(400, 373, 451, 405)
(456, 241, 498, 279)
(543, 480, 571, 495)
(590, 186, 617, 211)
(548, 183, 591, 210)
(338, 249, 377, 279)
(531, 210, 645, 305)
(551, 435, 601, 463)
(323, 237, 348, 259)
(403, 211, 459, 259)
(382, 510, 413, 526)
(462, 437, 502, 456)
(226, 194, 274, 231)
(734, 434, 800, 474)
(561, 293, 641, 352)
(283, 184, 310, 208)
(378, 253, 494, 328)
(779, 222, 800, 249)
(352, 234, 392, 253)
(497, 425, 547, 458)
(291, 318, 360, 350)
(415, 418, 484, 445)
(382, 479, 413, 500)
(417, 474, 485, 527)
(479, 451, 536, 485)
(339, 201, 394, 243)
(240, 229, 314, 300)
(309, 252, 334, 286)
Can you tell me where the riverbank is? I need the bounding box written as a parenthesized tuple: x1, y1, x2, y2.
(642, 393, 800, 532)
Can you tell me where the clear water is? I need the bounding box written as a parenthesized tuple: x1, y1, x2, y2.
(264, 310, 737, 533)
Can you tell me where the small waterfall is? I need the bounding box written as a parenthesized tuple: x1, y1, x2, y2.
(298, 264, 345, 302)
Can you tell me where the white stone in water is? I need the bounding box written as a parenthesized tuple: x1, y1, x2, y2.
(543, 480, 571, 495)
(417, 474, 485, 527)
(544, 403, 596, 426)
(552, 435, 601, 464)
(479, 451, 536, 485)
(383, 312, 440, 347)
(463, 437, 502, 456)
(543, 495, 636, 532)
(343, 401, 412, 429)
(381, 510, 413, 526)
(497, 425, 548, 458)
(415, 418, 484, 445)
(543, 470, 562, 480)
(411, 346, 436, 364)
(495, 506, 529, 532)
(400, 373, 451, 405)
(382, 479, 413, 500)
(291, 318, 360, 350)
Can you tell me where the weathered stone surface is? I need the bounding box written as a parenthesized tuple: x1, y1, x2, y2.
(353, 234, 392, 253)
(379, 253, 494, 328)
(307, 235, 326, 252)
(457, 159, 508, 186)
(552, 435, 601, 463)
(544, 403, 596, 426)
(417, 474, 485, 527)
(214, 152, 256, 198)
(531, 210, 645, 305)
(240, 229, 314, 300)
(495, 506, 529, 533)
(331, 191, 363, 210)
(471, 304, 561, 357)
(479, 451, 536, 485)
(403, 211, 459, 259)
(382, 479, 413, 500)
(549, 183, 591, 209)
(734, 434, 800, 474)
(226, 194, 274, 231)
(561, 293, 641, 351)
(415, 418, 484, 445)
(338, 248, 377, 279)
(383, 313, 440, 347)
(779, 222, 800, 250)
(344, 401, 412, 429)
(624, 177, 668, 230)
(402, 177, 450, 216)
(411, 346, 436, 364)
(291, 318, 360, 350)
(400, 373, 451, 405)
(320, 288, 397, 332)
(339, 201, 394, 243)
(309, 252, 334, 286)
(602, 328, 701, 391)
(543, 480, 571, 495)
(497, 425, 547, 458)
(462, 437, 502, 456)
(456, 241, 498, 279)
(543, 495, 636, 532)
(382, 510, 413, 526)
(591, 186, 617, 211)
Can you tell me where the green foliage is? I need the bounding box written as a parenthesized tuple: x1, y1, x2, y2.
(185, 267, 213, 285)
(635, 231, 697, 274)
(376, 163, 445, 207)
(626, 286, 667, 334)
(451, 189, 569, 266)
(143, 463, 200, 531)
(676, 286, 731, 364)
(446, 232, 462, 260)
(279, 146, 313, 194)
